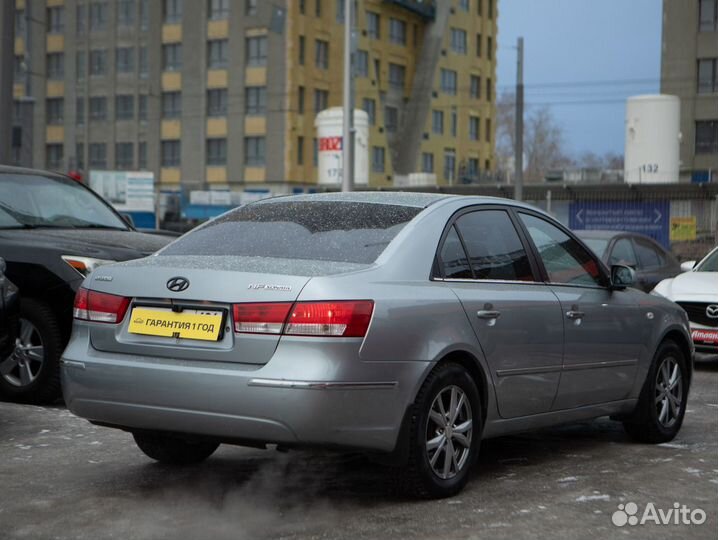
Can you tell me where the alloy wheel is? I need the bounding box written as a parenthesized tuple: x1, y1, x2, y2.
(425, 385, 473, 480)
(655, 356, 683, 428)
(0, 318, 44, 387)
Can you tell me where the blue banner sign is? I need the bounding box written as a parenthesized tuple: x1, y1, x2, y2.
(569, 201, 670, 247)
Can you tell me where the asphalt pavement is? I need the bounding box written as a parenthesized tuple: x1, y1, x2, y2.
(1, 356, 717, 540)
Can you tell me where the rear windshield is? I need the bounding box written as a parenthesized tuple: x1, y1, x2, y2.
(161, 201, 422, 264)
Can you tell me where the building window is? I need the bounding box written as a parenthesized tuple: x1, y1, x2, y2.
(209, 0, 229, 19)
(298, 35, 305, 65)
(297, 136, 304, 165)
(389, 18, 406, 45)
(441, 69, 457, 95)
(356, 50, 369, 77)
(699, 0, 718, 31)
(315, 39, 329, 69)
(140, 0, 149, 30)
(372, 146, 385, 173)
(76, 143, 85, 170)
(206, 138, 227, 165)
(116, 143, 134, 169)
(422, 152, 434, 173)
(469, 116, 480, 140)
(444, 150, 456, 182)
(76, 97, 85, 124)
(46, 98, 64, 125)
(139, 95, 148, 121)
(476, 33, 482, 57)
(162, 44, 182, 71)
(116, 47, 135, 73)
(118, 0, 135, 26)
(432, 110, 443, 134)
(89, 143, 107, 168)
(207, 89, 227, 116)
(486, 77, 492, 101)
(459, 0, 470, 11)
(245, 0, 257, 15)
(246, 36, 267, 66)
(485, 118, 492, 142)
(89, 49, 107, 76)
(314, 89, 329, 112)
(451, 28, 467, 55)
(46, 144, 64, 170)
(76, 51, 86, 80)
(245, 86, 266, 115)
(161, 140, 181, 167)
(470, 75, 481, 99)
(47, 6, 64, 33)
(385, 106, 398, 132)
(164, 0, 183, 23)
(336, 0, 345, 22)
(46, 53, 64, 80)
(388, 63, 405, 89)
(138, 142, 147, 169)
(362, 98, 376, 125)
(89, 1, 108, 31)
(315, 0, 322, 17)
(467, 158, 479, 179)
(697, 58, 717, 94)
(450, 110, 457, 137)
(695, 120, 718, 154)
(245, 137, 266, 166)
(477, 0, 483, 16)
(367, 11, 380, 39)
(488, 0, 493, 19)
(115, 95, 134, 120)
(162, 92, 182, 118)
(89, 96, 107, 120)
(298, 86, 305, 114)
(139, 47, 148, 78)
(75, 5, 86, 34)
(207, 39, 228, 69)
(299, 0, 306, 14)
(487, 36, 493, 60)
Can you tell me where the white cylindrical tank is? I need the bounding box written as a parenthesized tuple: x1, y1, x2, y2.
(624, 95, 681, 184)
(314, 108, 369, 186)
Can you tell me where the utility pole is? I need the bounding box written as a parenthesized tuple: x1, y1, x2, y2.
(514, 37, 524, 201)
(0, 0, 15, 164)
(341, 0, 354, 192)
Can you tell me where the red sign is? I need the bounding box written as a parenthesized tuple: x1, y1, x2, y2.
(319, 136, 342, 152)
(691, 329, 718, 344)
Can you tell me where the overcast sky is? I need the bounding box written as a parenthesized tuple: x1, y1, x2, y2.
(496, 0, 663, 158)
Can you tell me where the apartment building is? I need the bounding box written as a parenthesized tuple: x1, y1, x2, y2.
(661, 0, 718, 182)
(11, 0, 497, 190)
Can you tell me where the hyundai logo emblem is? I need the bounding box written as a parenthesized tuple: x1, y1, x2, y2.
(166, 276, 190, 292)
(707, 305, 718, 319)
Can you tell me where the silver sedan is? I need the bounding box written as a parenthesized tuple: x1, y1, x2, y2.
(62, 192, 694, 498)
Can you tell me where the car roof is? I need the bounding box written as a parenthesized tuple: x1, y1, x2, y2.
(254, 191, 457, 208)
(0, 165, 67, 180)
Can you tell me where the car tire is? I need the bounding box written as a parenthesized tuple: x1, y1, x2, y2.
(623, 340, 688, 444)
(0, 298, 63, 404)
(133, 432, 220, 465)
(397, 362, 482, 499)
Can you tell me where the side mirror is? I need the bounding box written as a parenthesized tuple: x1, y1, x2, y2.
(680, 261, 696, 272)
(611, 264, 636, 289)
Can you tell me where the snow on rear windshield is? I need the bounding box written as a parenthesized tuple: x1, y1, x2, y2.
(161, 201, 422, 264)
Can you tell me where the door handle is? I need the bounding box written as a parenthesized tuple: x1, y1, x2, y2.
(566, 310, 585, 320)
(477, 310, 501, 320)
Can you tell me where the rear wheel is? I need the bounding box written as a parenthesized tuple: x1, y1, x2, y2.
(623, 340, 688, 443)
(133, 432, 219, 465)
(397, 362, 482, 498)
(0, 299, 62, 404)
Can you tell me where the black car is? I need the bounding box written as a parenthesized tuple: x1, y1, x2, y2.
(0, 166, 172, 403)
(576, 230, 681, 292)
(0, 257, 19, 364)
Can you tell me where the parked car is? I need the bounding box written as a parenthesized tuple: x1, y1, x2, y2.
(575, 230, 681, 292)
(0, 257, 19, 364)
(0, 166, 173, 404)
(62, 193, 693, 498)
(652, 246, 718, 355)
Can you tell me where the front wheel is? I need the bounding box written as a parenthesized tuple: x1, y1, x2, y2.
(133, 432, 219, 465)
(623, 340, 688, 443)
(398, 362, 482, 498)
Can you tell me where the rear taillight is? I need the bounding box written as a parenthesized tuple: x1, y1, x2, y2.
(73, 287, 130, 324)
(232, 300, 374, 338)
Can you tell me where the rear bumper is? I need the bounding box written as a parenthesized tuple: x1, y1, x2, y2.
(61, 328, 431, 453)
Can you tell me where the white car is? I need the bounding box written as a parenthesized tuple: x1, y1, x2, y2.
(652, 246, 718, 354)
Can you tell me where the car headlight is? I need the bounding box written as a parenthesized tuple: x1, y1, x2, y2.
(61, 255, 115, 277)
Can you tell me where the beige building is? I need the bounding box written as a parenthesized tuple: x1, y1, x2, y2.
(661, 0, 718, 182)
(11, 0, 498, 192)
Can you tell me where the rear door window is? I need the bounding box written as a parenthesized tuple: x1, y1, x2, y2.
(160, 201, 421, 264)
(453, 210, 534, 281)
(633, 238, 663, 269)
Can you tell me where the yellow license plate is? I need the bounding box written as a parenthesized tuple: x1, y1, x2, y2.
(128, 307, 224, 342)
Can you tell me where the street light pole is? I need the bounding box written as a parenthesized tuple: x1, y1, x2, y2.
(515, 37, 524, 201)
(341, 0, 354, 192)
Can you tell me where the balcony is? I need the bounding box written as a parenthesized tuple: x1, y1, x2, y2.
(383, 0, 436, 20)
